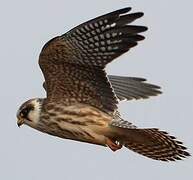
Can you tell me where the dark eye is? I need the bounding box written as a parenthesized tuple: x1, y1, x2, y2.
(20, 108, 29, 118)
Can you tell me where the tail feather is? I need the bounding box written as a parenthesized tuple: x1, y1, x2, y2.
(111, 126, 190, 161)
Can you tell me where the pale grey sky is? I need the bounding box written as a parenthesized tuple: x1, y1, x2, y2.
(0, 0, 192, 179)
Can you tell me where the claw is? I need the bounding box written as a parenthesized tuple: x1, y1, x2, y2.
(106, 138, 122, 152)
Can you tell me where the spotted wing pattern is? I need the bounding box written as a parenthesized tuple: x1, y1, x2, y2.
(43, 75, 162, 101)
(39, 7, 147, 113)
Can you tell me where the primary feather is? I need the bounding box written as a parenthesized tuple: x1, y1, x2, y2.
(17, 7, 189, 162)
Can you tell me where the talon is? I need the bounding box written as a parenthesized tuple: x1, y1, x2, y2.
(106, 138, 122, 152)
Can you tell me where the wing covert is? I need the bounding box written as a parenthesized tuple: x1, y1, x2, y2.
(39, 7, 147, 113)
(40, 7, 147, 68)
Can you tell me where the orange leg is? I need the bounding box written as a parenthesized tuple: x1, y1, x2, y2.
(106, 138, 122, 152)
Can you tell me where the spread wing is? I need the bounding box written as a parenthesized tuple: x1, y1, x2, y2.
(39, 7, 147, 113)
(43, 75, 162, 101)
(108, 75, 162, 100)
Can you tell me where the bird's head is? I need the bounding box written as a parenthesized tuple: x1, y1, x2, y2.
(17, 98, 43, 128)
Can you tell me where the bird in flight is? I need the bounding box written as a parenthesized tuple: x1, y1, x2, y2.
(17, 7, 190, 161)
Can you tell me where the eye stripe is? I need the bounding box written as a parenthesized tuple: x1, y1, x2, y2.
(20, 105, 34, 118)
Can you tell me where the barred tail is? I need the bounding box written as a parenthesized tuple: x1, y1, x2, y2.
(111, 126, 190, 161)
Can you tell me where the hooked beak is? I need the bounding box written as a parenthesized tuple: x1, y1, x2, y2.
(17, 117, 24, 127)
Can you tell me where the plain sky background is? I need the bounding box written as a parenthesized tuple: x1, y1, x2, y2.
(0, 0, 192, 179)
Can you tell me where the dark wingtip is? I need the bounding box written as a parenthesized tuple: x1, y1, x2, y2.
(129, 26, 148, 33)
(120, 7, 132, 14)
(140, 26, 148, 32)
(111, 7, 132, 16)
(134, 12, 144, 18)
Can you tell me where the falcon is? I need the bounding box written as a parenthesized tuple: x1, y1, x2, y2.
(17, 7, 190, 161)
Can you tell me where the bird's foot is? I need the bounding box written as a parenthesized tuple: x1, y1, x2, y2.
(106, 138, 122, 152)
